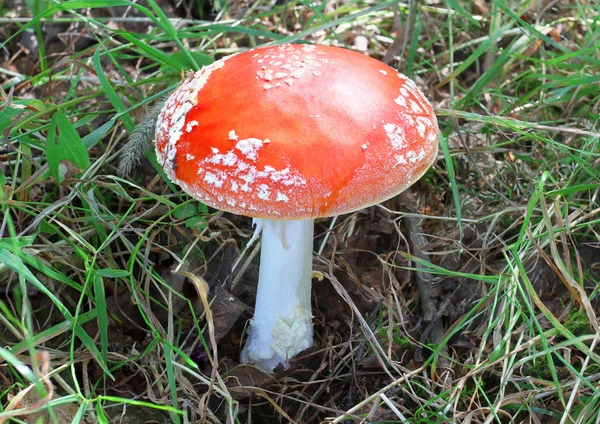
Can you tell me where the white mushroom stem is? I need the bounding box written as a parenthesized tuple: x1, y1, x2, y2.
(240, 219, 314, 371)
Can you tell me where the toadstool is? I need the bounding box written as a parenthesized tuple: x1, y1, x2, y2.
(155, 44, 438, 372)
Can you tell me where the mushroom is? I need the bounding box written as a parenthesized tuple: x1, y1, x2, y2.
(155, 44, 438, 371)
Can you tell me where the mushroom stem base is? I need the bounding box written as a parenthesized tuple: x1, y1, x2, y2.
(241, 219, 314, 371)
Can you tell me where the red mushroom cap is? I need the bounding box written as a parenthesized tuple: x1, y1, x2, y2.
(155, 44, 438, 219)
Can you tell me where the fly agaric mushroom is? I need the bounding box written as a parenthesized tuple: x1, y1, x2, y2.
(155, 44, 438, 371)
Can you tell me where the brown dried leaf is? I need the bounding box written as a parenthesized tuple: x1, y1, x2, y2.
(224, 365, 274, 400)
(210, 286, 250, 342)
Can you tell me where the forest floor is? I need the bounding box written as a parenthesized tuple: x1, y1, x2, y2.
(1, 0, 600, 423)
